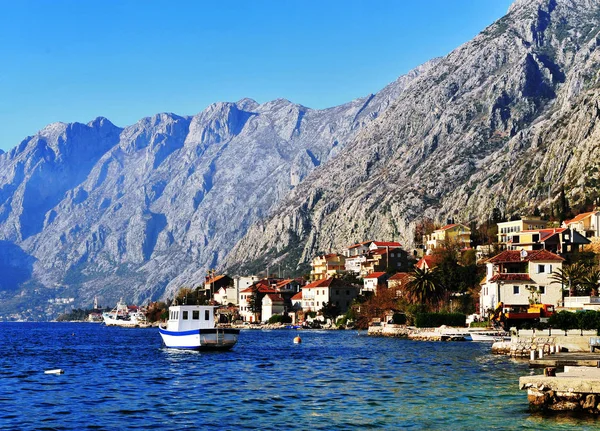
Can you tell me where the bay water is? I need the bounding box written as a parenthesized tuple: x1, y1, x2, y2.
(1, 323, 599, 430)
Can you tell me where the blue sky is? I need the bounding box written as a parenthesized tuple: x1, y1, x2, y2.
(0, 0, 514, 151)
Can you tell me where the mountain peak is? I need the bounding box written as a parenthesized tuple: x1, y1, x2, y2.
(236, 98, 259, 111)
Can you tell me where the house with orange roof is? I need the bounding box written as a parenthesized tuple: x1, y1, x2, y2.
(497, 217, 549, 246)
(238, 278, 300, 322)
(301, 278, 359, 314)
(204, 274, 233, 298)
(479, 249, 564, 318)
(310, 253, 346, 280)
(343, 240, 403, 274)
(497, 222, 589, 254)
(238, 280, 279, 322)
(363, 272, 388, 295)
(415, 255, 442, 270)
(563, 211, 600, 239)
(424, 224, 471, 251)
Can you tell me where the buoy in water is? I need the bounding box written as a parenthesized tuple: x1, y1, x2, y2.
(293, 336, 301, 344)
(44, 369, 64, 375)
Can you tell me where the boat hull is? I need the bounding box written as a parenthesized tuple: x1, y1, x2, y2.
(158, 327, 240, 351)
(469, 331, 511, 342)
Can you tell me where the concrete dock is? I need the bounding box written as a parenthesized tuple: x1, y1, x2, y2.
(520, 366, 600, 413)
(529, 352, 600, 368)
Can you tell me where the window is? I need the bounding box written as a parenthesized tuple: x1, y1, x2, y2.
(539, 286, 546, 294)
(336, 290, 339, 295)
(346, 290, 350, 295)
(537, 264, 544, 274)
(193, 310, 199, 320)
(317, 301, 320, 307)
(183, 311, 188, 320)
(205, 310, 210, 320)
(513, 285, 519, 295)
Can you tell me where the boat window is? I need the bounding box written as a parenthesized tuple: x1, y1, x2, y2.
(193, 310, 199, 320)
(183, 311, 188, 320)
(205, 310, 210, 320)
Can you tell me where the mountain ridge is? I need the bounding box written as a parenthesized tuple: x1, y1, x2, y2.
(224, 0, 600, 274)
(0, 60, 436, 318)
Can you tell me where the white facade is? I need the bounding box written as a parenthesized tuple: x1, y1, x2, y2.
(214, 286, 239, 306)
(261, 295, 285, 322)
(235, 276, 260, 305)
(480, 252, 563, 316)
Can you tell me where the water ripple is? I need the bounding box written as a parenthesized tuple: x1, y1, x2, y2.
(1, 323, 600, 430)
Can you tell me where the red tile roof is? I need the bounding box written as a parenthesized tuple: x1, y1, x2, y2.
(274, 279, 295, 289)
(565, 212, 597, 225)
(488, 273, 533, 282)
(364, 272, 387, 279)
(416, 255, 442, 269)
(371, 241, 402, 248)
(265, 294, 284, 303)
(205, 274, 227, 285)
(370, 249, 390, 256)
(303, 278, 334, 289)
(291, 292, 303, 300)
(486, 249, 564, 263)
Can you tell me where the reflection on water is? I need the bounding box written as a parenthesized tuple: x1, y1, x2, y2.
(0, 323, 598, 430)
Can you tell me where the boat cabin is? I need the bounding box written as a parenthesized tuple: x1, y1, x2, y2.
(166, 305, 216, 331)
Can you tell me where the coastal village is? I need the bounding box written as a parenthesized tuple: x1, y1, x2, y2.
(159, 210, 600, 330)
(65, 209, 600, 414)
(82, 209, 600, 330)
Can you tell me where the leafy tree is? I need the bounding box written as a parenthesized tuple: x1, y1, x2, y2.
(247, 290, 261, 322)
(320, 302, 341, 322)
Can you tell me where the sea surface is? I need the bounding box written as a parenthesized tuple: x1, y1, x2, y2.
(1, 323, 599, 430)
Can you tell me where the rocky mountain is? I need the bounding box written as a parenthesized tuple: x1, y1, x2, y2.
(225, 0, 600, 272)
(0, 62, 434, 318)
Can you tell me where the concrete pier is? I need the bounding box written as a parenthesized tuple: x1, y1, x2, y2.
(529, 352, 600, 368)
(520, 366, 600, 413)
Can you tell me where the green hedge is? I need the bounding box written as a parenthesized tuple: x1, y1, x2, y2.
(267, 314, 292, 324)
(548, 310, 600, 331)
(415, 312, 466, 328)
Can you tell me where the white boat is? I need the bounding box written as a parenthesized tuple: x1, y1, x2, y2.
(469, 330, 511, 342)
(102, 298, 148, 327)
(158, 305, 239, 351)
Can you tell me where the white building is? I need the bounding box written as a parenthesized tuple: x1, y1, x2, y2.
(479, 249, 564, 317)
(261, 294, 285, 322)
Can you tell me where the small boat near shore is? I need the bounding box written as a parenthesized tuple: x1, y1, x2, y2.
(158, 305, 239, 351)
(102, 298, 148, 328)
(469, 330, 511, 342)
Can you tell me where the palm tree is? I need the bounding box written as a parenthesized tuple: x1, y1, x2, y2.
(406, 267, 445, 311)
(550, 263, 585, 298)
(580, 269, 600, 296)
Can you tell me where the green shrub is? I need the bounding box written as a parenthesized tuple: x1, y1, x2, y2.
(415, 312, 466, 328)
(392, 313, 407, 324)
(548, 310, 579, 331)
(469, 321, 489, 328)
(267, 314, 292, 324)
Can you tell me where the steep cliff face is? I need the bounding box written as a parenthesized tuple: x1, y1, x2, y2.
(225, 0, 600, 274)
(0, 62, 432, 316)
